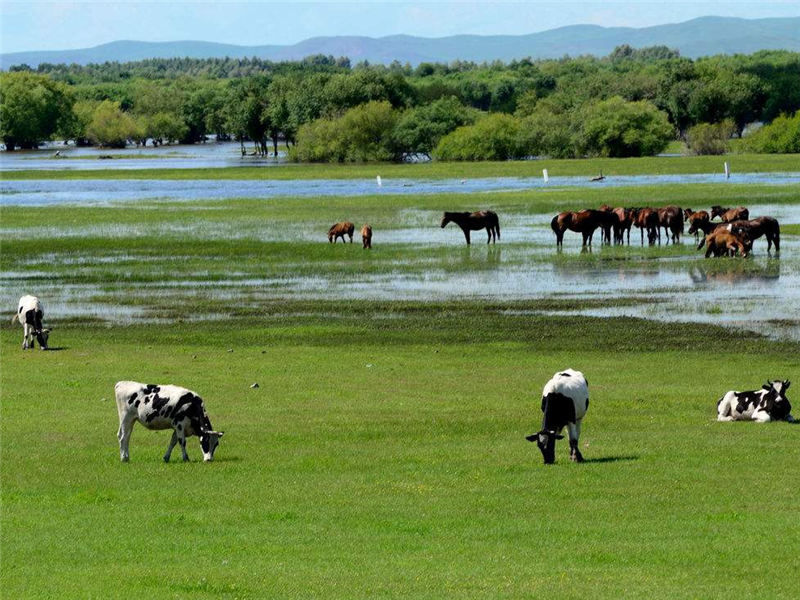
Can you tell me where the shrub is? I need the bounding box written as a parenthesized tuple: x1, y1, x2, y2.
(432, 114, 523, 161)
(86, 100, 138, 148)
(686, 120, 735, 155)
(742, 112, 800, 154)
(579, 97, 674, 157)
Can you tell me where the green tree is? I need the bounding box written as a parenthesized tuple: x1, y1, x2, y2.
(0, 72, 74, 150)
(391, 96, 480, 157)
(743, 112, 800, 154)
(580, 96, 674, 157)
(86, 100, 138, 148)
(433, 114, 523, 161)
(686, 120, 735, 155)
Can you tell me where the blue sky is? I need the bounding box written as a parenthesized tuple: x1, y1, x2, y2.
(2, 1, 798, 53)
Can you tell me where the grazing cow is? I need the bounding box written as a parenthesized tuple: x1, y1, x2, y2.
(698, 229, 752, 258)
(717, 380, 792, 422)
(115, 381, 224, 462)
(328, 221, 355, 243)
(711, 205, 749, 223)
(686, 210, 712, 239)
(551, 209, 613, 248)
(441, 210, 500, 245)
(631, 207, 660, 246)
(526, 369, 589, 464)
(11, 295, 50, 350)
(657, 205, 684, 244)
(361, 224, 373, 249)
(728, 217, 780, 253)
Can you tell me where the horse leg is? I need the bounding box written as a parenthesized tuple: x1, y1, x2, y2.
(462, 227, 471, 245)
(486, 227, 491, 245)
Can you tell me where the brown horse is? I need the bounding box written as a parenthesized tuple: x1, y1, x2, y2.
(551, 209, 613, 248)
(631, 208, 660, 246)
(698, 229, 752, 258)
(685, 210, 711, 240)
(711, 205, 749, 223)
(728, 217, 780, 253)
(361, 224, 373, 249)
(441, 210, 500, 245)
(328, 221, 354, 243)
(657, 205, 684, 244)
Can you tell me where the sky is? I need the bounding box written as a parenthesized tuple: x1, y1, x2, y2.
(2, 0, 799, 54)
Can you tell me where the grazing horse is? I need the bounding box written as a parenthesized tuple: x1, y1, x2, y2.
(551, 209, 612, 248)
(598, 204, 615, 244)
(728, 217, 780, 253)
(698, 229, 752, 258)
(328, 221, 355, 243)
(711, 205, 749, 223)
(441, 210, 500, 245)
(657, 205, 684, 244)
(360, 224, 373, 249)
(632, 207, 660, 246)
(686, 210, 712, 240)
(610, 207, 635, 245)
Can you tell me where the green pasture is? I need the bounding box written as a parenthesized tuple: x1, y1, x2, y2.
(2, 171, 800, 598)
(4, 152, 799, 180)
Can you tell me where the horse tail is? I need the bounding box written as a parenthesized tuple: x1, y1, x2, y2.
(495, 216, 500, 240)
(550, 215, 559, 234)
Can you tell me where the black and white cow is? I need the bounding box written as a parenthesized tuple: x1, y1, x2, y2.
(526, 369, 589, 464)
(11, 295, 50, 350)
(717, 380, 793, 422)
(115, 381, 224, 462)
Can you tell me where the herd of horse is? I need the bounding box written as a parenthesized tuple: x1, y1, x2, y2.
(551, 204, 780, 257)
(327, 204, 779, 258)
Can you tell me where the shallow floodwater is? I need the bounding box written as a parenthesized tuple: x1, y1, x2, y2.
(3, 172, 800, 206)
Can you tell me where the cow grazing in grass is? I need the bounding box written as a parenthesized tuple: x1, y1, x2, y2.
(717, 380, 793, 422)
(728, 217, 780, 253)
(115, 381, 224, 462)
(328, 221, 355, 243)
(11, 295, 50, 350)
(711, 205, 749, 223)
(657, 205, 684, 244)
(361, 224, 373, 249)
(526, 369, 589, 464)
(698, 229, 752, 258)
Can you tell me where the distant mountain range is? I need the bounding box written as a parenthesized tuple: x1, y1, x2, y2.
(2, 16, 799, 68)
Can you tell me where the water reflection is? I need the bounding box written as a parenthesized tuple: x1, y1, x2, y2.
(688, 258, 781, 284)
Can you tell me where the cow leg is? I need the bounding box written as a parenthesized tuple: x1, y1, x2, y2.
(178, 431, 190, 462)
(118, 416, 135, 462)
(753, 410, 772, 423)
(164, 431, 178, 463)
(567, 421, 583, 462)
(22, 323, 29, 349)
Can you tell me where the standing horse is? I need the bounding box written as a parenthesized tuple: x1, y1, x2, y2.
(328, 221, 355, 243)
(632, 208, 660, 246)
(685, 209, 711, 241)
(611, 207, 635, 245)
(441, 210, 500, 245)
(361, 224, 373, 249)
(551, 209, 611, 248)
(711, 205, 749, 223)
(728, 217, 780, 253)
(657, 205, 684, 245)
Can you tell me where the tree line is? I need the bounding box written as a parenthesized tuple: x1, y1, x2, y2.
(2, 47, 799, 158)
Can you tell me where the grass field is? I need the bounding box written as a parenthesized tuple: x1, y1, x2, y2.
(2, 163, 800, 598)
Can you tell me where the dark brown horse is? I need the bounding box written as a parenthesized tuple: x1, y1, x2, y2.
(698, 229, 752, 258)
(328, 221, 354, 243)
(685, 210, 711, 240)
(657, 205, 684, 244)
(711, 205, 749, 223)
(611, 207, 635, 245)
(631, 208, 660, 246)
(551, 209, 613, 248)
(441, 210, 500, 245)
(728, 217, 780, 253)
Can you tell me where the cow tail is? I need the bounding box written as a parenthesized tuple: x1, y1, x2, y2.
(10, 313, 19, 325)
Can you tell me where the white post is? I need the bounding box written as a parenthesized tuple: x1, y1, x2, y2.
(724, 162, 730, 179)
(543, 168, 549, 183)
(376, 175, 382, 187)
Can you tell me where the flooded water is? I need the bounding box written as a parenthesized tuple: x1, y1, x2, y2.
(0, 141, 288, 171)
(3, 172, 800, 206)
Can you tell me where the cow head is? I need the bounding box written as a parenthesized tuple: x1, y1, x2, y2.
(200, 429, 224, 462)
(526, 430, 564, 464)
(764, 380, 791, 399)
(36, 328, 50, 350)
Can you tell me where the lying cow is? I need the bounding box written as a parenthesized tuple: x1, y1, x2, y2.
(717, 380, 792, 422)
(115, 381, 224, 462)
(526, 369, 589, 464)
(328, 221, 355, 243)
(11, 295, 50, 350)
